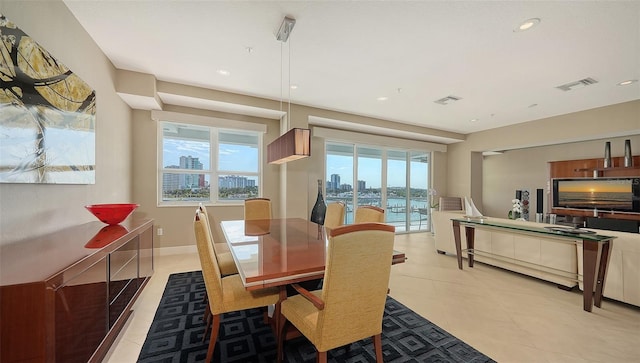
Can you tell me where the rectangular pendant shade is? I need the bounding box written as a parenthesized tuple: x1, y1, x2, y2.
(267, 128, 311, 164)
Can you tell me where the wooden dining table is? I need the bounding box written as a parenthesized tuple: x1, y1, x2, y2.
(220, 217, 406, 340)
(220, 218, 406, 291)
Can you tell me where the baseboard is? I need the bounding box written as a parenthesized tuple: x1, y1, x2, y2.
(155, 245, 197, 256)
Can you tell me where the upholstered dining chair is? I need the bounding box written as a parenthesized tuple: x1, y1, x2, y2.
(198, 204, 237, 276)
(354, 205, 385, 223)
(277, 223, 396, 363)
(244, 197, 272, 220)
(324, 202, 346, 229)
(194, 210, 280, 362)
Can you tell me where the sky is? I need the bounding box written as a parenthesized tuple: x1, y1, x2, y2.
(326, 154, 428, 189)
(163, 139, 258, 173)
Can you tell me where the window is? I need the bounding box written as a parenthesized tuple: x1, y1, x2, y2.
(325, 142, 431, 233)
(159, 121, 261, 205)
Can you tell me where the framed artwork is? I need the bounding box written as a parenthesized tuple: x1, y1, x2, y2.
(0, 13, 96, 184)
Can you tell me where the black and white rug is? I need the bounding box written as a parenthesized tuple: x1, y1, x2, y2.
(137, 271, 494, 362)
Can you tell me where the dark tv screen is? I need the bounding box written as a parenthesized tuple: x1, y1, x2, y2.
(552, 178, 640, 212)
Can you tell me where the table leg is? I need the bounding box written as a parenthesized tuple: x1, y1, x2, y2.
(465, 226, 475, 268)
(594, 240, 612, 308)
(273, 287, 287, 337)
(452, 220, 463, 270)
(582, 240, 602, 312)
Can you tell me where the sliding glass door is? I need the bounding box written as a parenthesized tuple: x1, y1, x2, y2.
(325, 143, 431, 233)
(409, 152, 429, 231)
(326, 143, 354, 224)
(386, 150, 408, 230)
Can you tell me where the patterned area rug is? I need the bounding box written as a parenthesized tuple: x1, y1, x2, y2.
(137, 271, 494, 362)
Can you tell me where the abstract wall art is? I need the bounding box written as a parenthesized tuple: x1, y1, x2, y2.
(0, 13, 96, 184)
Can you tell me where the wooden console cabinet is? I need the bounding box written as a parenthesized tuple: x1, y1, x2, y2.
(0, 217, 153, 363)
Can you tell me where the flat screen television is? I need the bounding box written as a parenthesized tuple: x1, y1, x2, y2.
(552, 177, 640, 213)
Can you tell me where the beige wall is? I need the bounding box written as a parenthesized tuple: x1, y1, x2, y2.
(482, 135, 640, 218)
(131, 105, 280, 249)
(447, 100, 640, 218)
(0, 1, 133, 245)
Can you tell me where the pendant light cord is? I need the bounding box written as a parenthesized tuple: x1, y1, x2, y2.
(280, 42, 283, 113)
(288, 35, 292, 128)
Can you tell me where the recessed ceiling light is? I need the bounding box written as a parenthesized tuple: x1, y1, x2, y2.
(618, 79, 638, 86)
(470, 118, 479, 122)
(290, 84, 298, 89)
(217, 69, 230, 76)
(514, 18, 541, 32)
(377, 96, 388, 101)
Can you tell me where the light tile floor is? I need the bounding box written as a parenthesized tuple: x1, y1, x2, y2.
(104, 233, 640, 362)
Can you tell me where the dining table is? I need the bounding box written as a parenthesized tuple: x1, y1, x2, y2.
(220, 217, 406, 340)
(220, 218, 407, 291)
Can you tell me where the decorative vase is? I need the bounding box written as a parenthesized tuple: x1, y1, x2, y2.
(310, 179, 326, 225)
(604, 141, 612, 168)
(624, 139, 633, 167)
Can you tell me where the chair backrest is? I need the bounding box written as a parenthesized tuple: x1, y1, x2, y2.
(439, 196, 463, 211)
(244, 198, 272, 220)
(324, 202, 346, 229)
(354, 205, 385, 223)
(198, 203, 225, 254)
(193, 209, 224, 314)
(317, 223, 395, 348)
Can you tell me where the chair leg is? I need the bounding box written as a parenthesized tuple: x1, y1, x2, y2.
(373, 334, 383, 363)
(276, 314, 288, 362)
(316, 350, 327, 363)
(202, 308, 212, 342)
(205, 314, 221, 363)
(203, 296, 210, 321)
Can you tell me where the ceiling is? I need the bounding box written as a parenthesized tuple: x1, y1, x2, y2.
(63, 1, 639, 136)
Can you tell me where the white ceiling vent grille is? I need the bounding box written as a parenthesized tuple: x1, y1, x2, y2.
(555, 77, 598, 91)
(434, 95, 462, 105)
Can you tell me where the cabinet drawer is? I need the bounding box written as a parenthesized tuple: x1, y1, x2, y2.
(109, 238, 138, 304)
(55, 258, 108, 363)
(109, 277, 140, 327)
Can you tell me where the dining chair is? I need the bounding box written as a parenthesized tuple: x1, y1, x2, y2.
(194, 210, 280, 362)
(277, 222, 396, 363)
(438, 196, 463, 211)
(197, 204, 237, 276)
(354, 205, 385, 223)
(244, 197, 272, 220)
(323, 201, 346, 229)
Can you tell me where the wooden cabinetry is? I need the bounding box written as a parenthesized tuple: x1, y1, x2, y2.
(549, 157, 640, 221)
(0, 218, 153, 363)
(549, 156, 640, 178)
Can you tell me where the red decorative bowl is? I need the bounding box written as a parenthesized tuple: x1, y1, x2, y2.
(85, 203, 139, 225)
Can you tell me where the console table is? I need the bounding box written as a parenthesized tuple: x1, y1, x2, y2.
(451, 217, 614, 312)
(0, 217, 153, 362)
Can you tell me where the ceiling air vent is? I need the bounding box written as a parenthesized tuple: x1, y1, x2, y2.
(555, 77, 598, 91)
(434, 95, 462, 105)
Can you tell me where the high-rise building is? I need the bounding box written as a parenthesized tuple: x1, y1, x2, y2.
(180, 155, 203, 188)
(358, 180, 366, 191)
(163, 165, 180, 191)
(219, 175, 254, 188)
(330, 174, 340, 191)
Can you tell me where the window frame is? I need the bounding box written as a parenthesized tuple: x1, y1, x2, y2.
(155, 112, 265, 207)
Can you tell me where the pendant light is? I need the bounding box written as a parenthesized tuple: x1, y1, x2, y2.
(267, 16, 311, 164)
